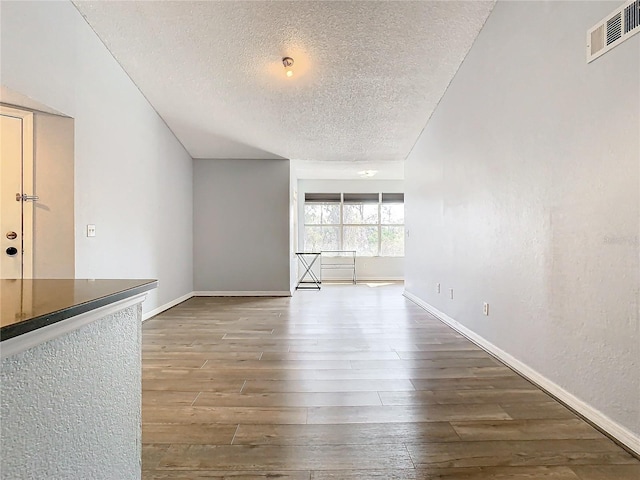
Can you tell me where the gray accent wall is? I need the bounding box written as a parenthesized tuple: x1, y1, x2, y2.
(0, 1, 194, 313)
(405, 1, 639, 440)
(194, 159, 291, 293)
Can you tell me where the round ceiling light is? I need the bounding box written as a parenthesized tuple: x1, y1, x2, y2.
(282, 57, 294, 78)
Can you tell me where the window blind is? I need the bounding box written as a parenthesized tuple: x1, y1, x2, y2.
(343, 193, 379, 204)
(382, 193, 404, 203)
(305, 193, 341, 203)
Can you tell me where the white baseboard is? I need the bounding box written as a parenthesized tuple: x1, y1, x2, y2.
(403, 290, 640, 457)
(142, 291, 194, 322)
(358, 277, 404, 281)
(193, 291, 292, 297)
(322, 277, 404, 282)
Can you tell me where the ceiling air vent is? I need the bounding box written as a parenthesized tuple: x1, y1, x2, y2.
(587, 0, 640, 63)
(606, 13, 622, 44)
(625, 0, 640, 32)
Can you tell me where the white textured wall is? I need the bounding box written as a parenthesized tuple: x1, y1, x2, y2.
(193, 159, 291, 293)
(1, 305, 142, 479)
(297, 179, 405, 280)
(405, 0, 639, 442)
(0, 1, 193, 312)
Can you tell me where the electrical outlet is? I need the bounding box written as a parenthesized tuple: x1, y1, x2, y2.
(449, 288, 454, 300)
(436, 283, 441, 293)
(483, 302, 489, 316)
(87, 224, 96, 237)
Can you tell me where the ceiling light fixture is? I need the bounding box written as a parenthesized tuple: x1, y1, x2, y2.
(282, 57, 294, 78)
(358, 170, 378, 177)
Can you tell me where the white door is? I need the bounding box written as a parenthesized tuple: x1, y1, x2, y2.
(0, 107, 34, 279)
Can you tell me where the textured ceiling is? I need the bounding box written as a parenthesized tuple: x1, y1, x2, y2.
(73, 1, 494, 167)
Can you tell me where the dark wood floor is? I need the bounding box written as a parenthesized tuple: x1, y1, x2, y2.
(141, 283, 639, 479)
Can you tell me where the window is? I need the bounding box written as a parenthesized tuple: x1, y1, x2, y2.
(303, 192, 404, 256)
(303, 194, 341, 252)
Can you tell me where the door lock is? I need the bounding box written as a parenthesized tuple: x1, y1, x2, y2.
(16, 193, 39, 202)
(6, 231, 17, 240)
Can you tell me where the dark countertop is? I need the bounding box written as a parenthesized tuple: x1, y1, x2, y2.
(1, 279, 158, 341)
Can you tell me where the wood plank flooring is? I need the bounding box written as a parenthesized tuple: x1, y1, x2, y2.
(142, 283, 639, 479)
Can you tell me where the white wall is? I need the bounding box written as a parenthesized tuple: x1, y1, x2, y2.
(290, 164, 299, 293)
(33, 113, 75, 278)
(193, 159, 291, 294)
(405, 0, 639, 451)
(0, 1, 194, 313)
(297, 179, 405, 281)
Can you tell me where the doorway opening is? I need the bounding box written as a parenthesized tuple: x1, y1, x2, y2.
(0, 101, 74, 280)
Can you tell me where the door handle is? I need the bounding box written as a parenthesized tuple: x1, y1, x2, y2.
(6, 247, 18, 256)
(16, 193, 39, 202)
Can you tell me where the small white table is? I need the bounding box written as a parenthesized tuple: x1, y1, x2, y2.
(321, 250, 357, 284)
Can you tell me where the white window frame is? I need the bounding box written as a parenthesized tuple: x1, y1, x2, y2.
(303, 193, 404, 257)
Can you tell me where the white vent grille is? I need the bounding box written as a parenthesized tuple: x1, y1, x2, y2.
(606, 13, 622, 44)
(590, 25, 605, 55)
(587, 0, 640, 63)
(625, 0, 640, 32)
